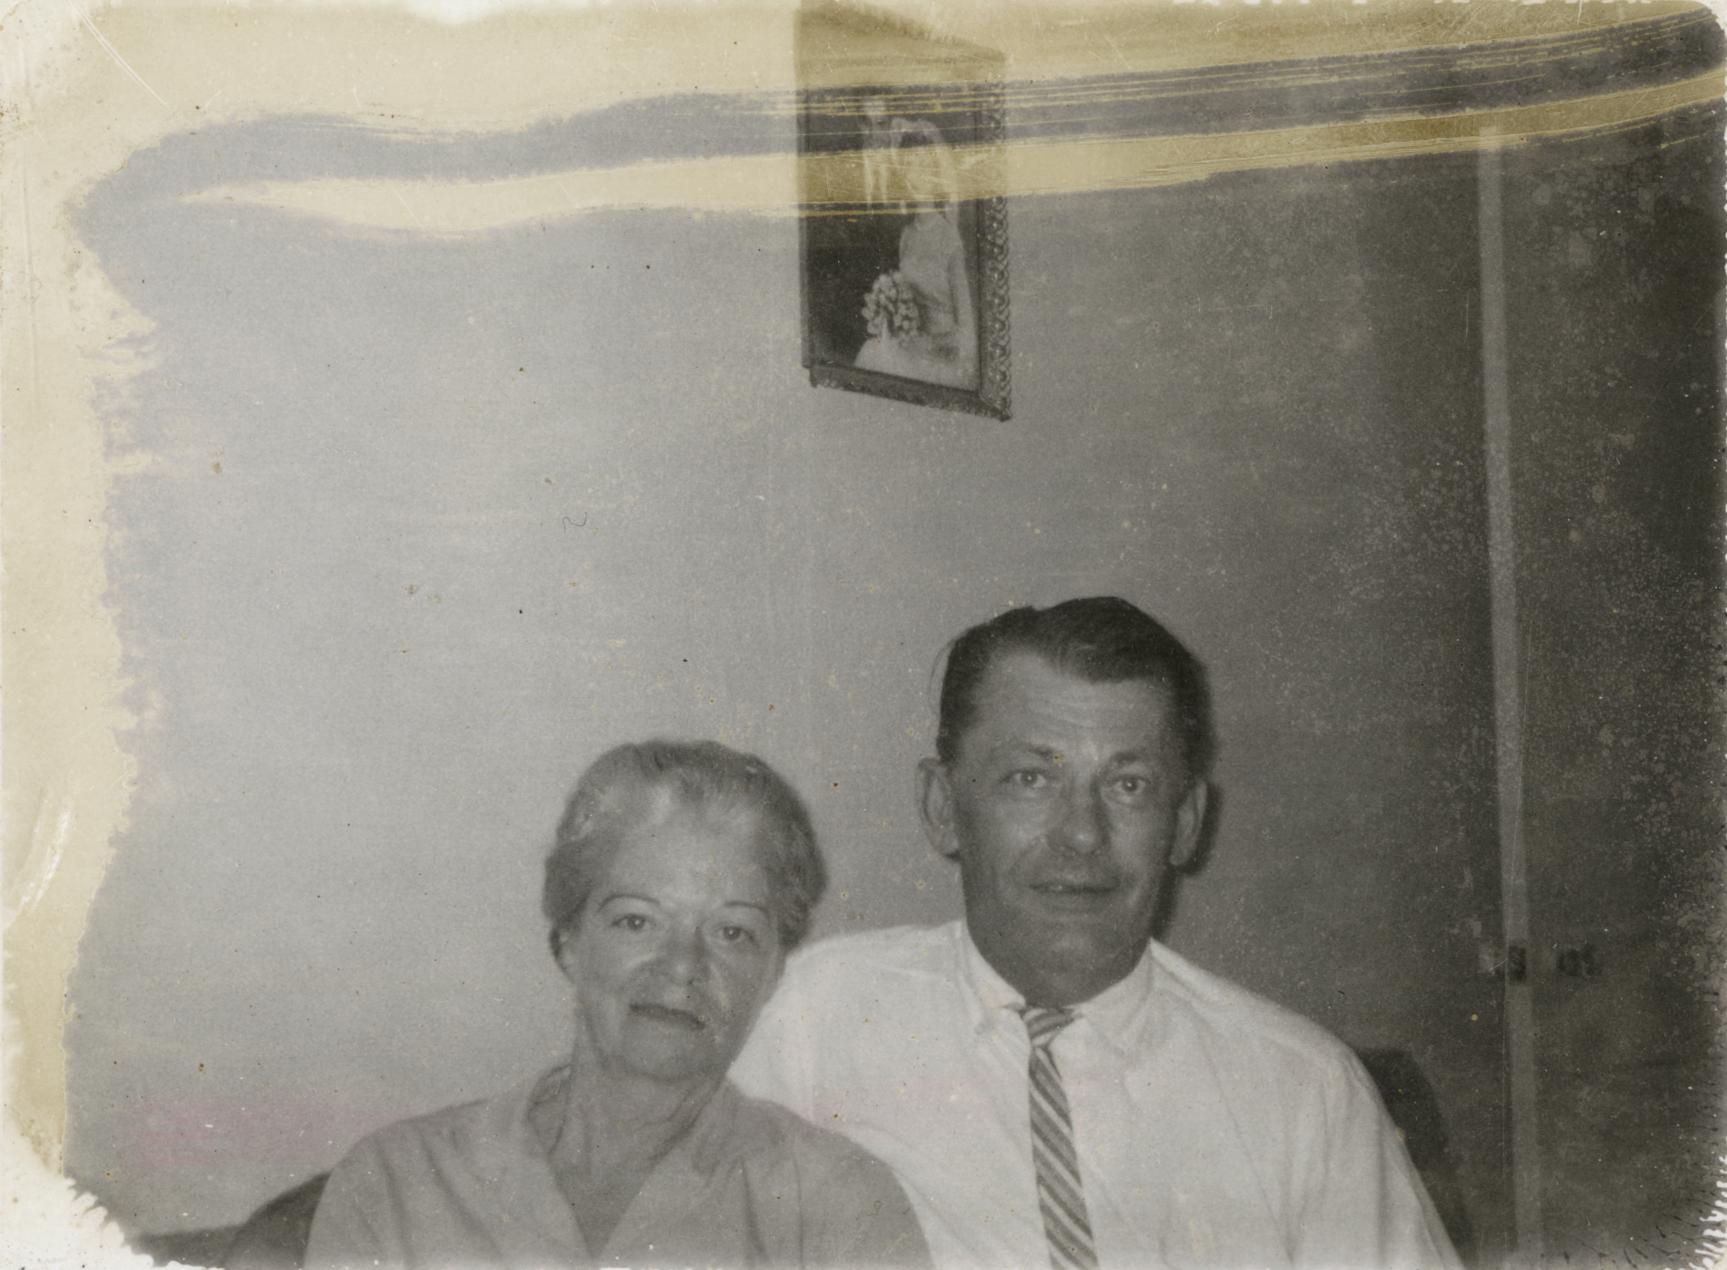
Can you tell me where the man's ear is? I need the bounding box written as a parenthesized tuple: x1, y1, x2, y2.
(917, 757, 961, 861)
(1169, 779, 1210, 870)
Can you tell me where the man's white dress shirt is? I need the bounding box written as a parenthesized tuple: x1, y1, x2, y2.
(731, 922, 1459, 1270)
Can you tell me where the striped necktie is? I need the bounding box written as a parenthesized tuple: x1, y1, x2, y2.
(1019, 1006, 1100, 1270)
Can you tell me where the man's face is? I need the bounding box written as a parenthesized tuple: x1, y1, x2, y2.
(919, 651, 1207, 1008)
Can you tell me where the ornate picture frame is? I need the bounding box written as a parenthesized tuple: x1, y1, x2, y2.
(796, 9, 1011, 419)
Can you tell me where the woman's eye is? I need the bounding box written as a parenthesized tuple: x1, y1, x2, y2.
(717, 925, 758, 946)
(1116, 776, 1145, 795)
(612, 914, 650, 933)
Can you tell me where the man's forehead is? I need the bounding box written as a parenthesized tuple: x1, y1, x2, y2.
(963, 652, 1177, 750)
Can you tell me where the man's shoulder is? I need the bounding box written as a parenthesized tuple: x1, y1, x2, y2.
(1148, 941, 1363, 1077)
(781, 921, 961, 988)
(749, 923, 967, 1048)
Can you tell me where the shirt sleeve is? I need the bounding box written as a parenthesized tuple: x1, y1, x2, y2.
(1292, 1054, 1462, 1270)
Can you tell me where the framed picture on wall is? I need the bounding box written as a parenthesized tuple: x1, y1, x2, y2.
(796, 6, 1011, 419)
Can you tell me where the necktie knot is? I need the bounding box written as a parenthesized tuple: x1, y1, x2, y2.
(1019, 1005, 1077, 1050)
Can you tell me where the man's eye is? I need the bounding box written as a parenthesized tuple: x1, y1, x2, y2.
(612, 914, 650, 932)
(1116, 776, 1145, 795)
(1007, 770, 1049, 789)
(717, 925, 758, 945)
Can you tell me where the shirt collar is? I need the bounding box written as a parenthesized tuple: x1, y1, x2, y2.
(955, 921, 1158, 1060)
(506, 1065, 751, 1178)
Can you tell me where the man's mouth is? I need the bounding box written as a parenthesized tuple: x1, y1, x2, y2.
(1030, 880, 1117, 899)
(630, 1003, 707, 1031)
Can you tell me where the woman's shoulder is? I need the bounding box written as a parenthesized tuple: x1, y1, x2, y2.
(909, 208, 963, 243)
(729, 1086, 898, 1185)
(350, 1098, 483, 1153)
(332, 1070, 545, 1178)
(728, 1087, 931, 1267)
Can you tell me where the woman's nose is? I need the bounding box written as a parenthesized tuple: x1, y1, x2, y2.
(654, 926, 709, 985)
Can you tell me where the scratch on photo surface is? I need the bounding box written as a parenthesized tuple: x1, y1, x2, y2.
(74, 6, 168, 109)
(6, 787, 73, 920)
(392, 186, 428, 231)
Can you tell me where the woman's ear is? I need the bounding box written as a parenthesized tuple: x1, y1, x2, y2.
(552, 925, 579, 981)
(917, 757, 961, 861)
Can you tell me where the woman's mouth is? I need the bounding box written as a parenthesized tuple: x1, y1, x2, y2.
(630, 1002, 707, 1031)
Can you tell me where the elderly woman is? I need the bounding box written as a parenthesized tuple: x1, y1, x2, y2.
(306, 741, 930, 1269)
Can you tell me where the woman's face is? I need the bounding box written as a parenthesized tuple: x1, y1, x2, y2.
(902, 150, 945, 207)
(557, 800, 785, 1084)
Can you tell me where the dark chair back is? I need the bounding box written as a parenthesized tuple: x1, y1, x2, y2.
(222, 1173, 330, 1270)
(1357, 1047, 1477, 1263)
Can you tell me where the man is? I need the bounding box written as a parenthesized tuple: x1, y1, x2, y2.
(733, 597, 1459, 1269)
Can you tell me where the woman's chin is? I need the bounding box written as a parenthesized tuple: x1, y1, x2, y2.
(611, 1027, 732, 1084)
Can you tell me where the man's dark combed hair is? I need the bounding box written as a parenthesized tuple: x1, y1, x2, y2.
(934, 596, 1216, 779)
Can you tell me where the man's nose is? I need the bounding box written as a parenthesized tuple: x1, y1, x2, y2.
(1055, 786, 1106, 855)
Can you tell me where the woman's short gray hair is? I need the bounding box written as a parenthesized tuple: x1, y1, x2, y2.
(541, 739, 827, 958)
